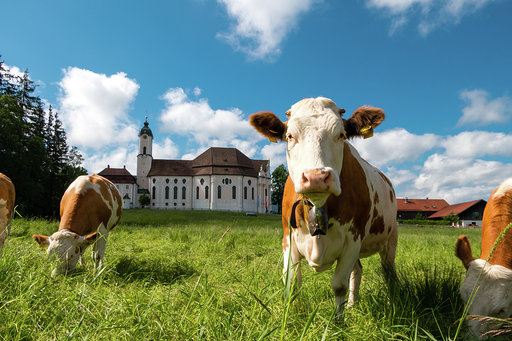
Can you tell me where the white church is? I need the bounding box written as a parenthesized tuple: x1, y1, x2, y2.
(99, 119, 272, 213)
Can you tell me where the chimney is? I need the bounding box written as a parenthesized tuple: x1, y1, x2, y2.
(107, 165, 110, 168)
(405, 197, 409, 204)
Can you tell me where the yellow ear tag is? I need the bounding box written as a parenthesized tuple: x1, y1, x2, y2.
(360, 125, 373, 139)
(268, 129, 278, 143)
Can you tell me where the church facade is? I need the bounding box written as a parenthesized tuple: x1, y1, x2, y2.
(100, 119, 271, 213)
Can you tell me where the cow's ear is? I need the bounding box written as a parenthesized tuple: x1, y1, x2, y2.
(344, 106, 385, 139)
(249, 111, 286, 143)
(80, 232, 99, 247)
(33, 234, 50, 249)
(455, 235, 475, 270)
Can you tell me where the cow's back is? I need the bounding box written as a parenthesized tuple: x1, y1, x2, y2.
(480, 178, 512, 268)
(59, 175, 122, 235)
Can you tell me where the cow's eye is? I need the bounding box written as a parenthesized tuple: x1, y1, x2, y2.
(339, 133, 346, 141)
(286, 133, 294, 141)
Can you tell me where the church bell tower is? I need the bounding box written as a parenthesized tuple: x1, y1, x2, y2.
(137, 117, 153, 194)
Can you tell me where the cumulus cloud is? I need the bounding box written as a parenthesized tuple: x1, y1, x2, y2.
(153, 137, 180, 160)
(457, 89, 512, 126)
(366, 0, 497, 35)
(159, 87, 259, 147)
(351, 128, 439, 167)
(441, 131, 512, 158)
(57, 67, 139, 148)
(217, 0, 318, 60)
(261, 142, 287, 170)
(83, 145, 138, 175)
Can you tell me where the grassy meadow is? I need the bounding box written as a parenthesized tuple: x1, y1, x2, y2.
(0, 209, 491, 340)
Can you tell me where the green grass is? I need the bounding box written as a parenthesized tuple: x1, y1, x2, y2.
(0, 209, 484, 340)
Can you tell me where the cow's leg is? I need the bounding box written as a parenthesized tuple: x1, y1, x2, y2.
(347, 259, 362, 307)
(283, 238, 302, 290)
(0, 212, 9, 257)
(92, 225, 109, 271)
(379, 226, 398, 280)
(331, 244, 360, 315)
(0, 225, 6, 257)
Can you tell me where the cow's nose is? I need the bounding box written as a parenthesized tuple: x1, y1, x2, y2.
(300, 169, 333, 192)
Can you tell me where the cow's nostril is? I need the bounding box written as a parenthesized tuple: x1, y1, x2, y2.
(301, 173, 309, 185)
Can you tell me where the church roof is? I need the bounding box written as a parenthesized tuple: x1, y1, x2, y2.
(147, 147, 269, 177)
(98, 166, 137, 184)
(139, 119, 153, 137)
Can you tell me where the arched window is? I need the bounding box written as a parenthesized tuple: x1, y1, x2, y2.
(173, 186, 178, 200)
(244, 187, 247, 200)
(143, 146, 147, 155)
(165, 186, 169, 199)
(205, 186, 209, 199)
(152, 186, 156, 199)
(196, 186, 199, 200)
(232, 186, 236, 199)
(251, 187, 255, 200)
(218, 185, 222, 199)
(182, 186, 186, 200)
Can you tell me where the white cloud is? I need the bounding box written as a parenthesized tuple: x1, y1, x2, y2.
(366, 0, 497, 35)
(261, 142, 287, 171)
(351, 128, 439, 167)
(441, 131, 512, 158)
(57, 67, 139, 149)
(457, 89, 512, 126)
(217, 0, 318, 60)
(153, 137, 180, 159)
(159, 87, 260, 147)
(410, 153, 512, 203)
(83, 145, 138, 175)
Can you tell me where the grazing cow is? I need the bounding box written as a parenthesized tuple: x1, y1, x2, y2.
(456, 178, 512, 337)
(0, 173, 15, 257)
(33, 174, 121, 276)
(250, 97, 397, 314)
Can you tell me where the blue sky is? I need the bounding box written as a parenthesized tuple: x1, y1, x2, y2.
(1, 0, 511, 204)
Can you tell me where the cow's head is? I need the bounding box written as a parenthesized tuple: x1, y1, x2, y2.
(250, 97, 384, 207)
(455, 235, 512, 337)
(33, 230, 98, 277)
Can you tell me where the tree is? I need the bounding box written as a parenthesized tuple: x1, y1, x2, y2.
(271, 164, 289, 213)
(443, 212, 460, 225)
(139, 194, 150, 208)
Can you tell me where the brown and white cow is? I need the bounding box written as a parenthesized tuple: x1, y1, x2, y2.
(0, 173, 15, 257)
(456, 178, 512, 337)
(33, 174, 122, 276)
(250, 97, 397, 314)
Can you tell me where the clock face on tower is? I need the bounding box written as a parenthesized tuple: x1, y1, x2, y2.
(143, 135, 147, 139)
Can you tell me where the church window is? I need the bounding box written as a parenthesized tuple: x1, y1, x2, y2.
(248, 179, 252, 186)
(218, 185, 222, 199)
(244, 187, 247, 200)
(200, 178, 205, 185)
(182, 179, 186, 184)
(232, 186, 236, 199)
(182, 187, 186, 199)
(174, 179, 178, 184)
(173, 187, 178, 200)
(196, 186, 199, 200)
(152, 186, 156, 199)
(265, 188, 268, 196)
(205, 186, 209, 199)
(165, 186, 169, 199)
(126, 185, 129, 189)
(166, 178, 169, 183)
(252, 187, 255, 200)
(152, 178, 156, 184)
(143, 146, 147, 155)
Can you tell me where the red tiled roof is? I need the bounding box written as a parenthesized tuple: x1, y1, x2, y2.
(147, 147, 269, 177)
(98, 167, 136, 184)
(396, 198, 449, 212)
(428, 199, 484, 219)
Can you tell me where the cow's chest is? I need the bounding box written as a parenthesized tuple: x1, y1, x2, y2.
(293, 218, 360, 272)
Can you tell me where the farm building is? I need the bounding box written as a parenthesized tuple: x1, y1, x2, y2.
(428, 199, 486, 227)
(397, 198, 449, 220)
(99, 119, 271, 213)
